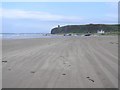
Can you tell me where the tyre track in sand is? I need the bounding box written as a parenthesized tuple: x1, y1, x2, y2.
(2, 36, 118, 88)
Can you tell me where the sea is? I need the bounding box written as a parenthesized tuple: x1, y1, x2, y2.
(0, 33, 83, 40)
(0, 33, 56, 39)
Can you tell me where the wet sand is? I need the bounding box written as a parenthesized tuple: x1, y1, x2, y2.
(2, 36, 118, 88)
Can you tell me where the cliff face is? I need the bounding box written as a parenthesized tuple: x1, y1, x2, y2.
(51, 24, 118, 34)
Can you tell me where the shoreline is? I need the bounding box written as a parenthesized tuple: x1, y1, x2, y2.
(1, 35, 118, 40)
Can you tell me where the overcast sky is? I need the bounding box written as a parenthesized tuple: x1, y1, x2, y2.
(1, 2, 118, 33)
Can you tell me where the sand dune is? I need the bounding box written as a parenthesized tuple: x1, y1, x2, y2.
(2, 36, 118, 88)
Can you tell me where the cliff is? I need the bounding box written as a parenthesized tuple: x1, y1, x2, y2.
(51, 24, 118, 34)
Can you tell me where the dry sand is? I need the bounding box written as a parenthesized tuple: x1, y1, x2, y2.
(2, 36, 118, 88)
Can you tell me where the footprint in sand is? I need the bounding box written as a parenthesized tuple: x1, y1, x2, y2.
(8, 68, 11, 71)
(59, 56, 72, 73)
(63, 62, 66, 64)
(89, 79, 94, 82)
(2, 60, 7, 63)
(86, 77, 95, 82)
(110, 42, 114, 44)
(110, 42, 118, 44)
(86, 77, 90, 78)
(62, 73, 66, 75)
(30, 71, 36, 74)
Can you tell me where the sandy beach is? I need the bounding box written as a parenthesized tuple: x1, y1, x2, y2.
(2, 36, 118, 88)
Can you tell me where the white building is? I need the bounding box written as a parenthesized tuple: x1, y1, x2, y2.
(97, 29, 105, 34)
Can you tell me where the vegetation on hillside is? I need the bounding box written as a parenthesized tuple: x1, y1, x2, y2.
(51, 24, 119, 34)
